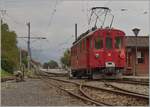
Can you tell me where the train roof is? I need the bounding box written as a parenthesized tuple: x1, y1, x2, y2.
(72, 27, 125, 46)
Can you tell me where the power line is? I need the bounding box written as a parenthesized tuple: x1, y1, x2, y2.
(48, 0, 59, 27)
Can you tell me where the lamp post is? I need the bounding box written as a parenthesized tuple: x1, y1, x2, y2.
(132, 28, 140, 76)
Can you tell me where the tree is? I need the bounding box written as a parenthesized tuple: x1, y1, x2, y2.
(43, 62, 49, 69)
(1, 22, 19, 73)
(43, 60, 58, 69)
(60, 49, 71, 68)
(48, 60, 58, 69)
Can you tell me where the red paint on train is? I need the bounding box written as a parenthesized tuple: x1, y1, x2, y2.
(70, 28, 126, 79)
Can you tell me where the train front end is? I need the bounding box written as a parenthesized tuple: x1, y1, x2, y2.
(90, 28, 126, 78)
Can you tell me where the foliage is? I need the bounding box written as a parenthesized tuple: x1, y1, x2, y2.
(1, 22, 19, 73)
(43, 60, 58, 69)
(1, 58, 14, 73)
(0, 69, 12, 77)
(60, 49, 71, 68)
(43, 62, 49, 69)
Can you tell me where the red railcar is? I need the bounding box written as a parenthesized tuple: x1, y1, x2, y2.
(70, 27, 126, 79)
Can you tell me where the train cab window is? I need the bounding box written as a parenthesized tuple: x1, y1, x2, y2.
(106, 37, 112, 49)
(94, 36, 103, 49)
(115, 37, 123, 49)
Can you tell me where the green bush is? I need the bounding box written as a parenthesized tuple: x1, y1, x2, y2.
(1, 22, 19, 74)
(1, 58, 14, 74)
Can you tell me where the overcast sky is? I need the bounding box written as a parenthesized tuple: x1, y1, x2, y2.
(1, 0, 149, 64)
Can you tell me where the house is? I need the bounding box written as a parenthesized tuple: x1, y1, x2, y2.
(125, 36, 149, 76)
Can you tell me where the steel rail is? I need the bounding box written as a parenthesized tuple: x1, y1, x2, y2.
(40, 71, 149, 101)
(37, 70, 108, 106)
(41, 77, 103, 106)
(104, 82, 149, 96)
(45, 76, 149, 100)
(109, 80, 149, 86)
(84, 84, 149, 100)
(79, 84, 112, 106)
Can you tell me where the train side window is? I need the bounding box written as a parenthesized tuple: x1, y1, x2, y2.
(106, 37, 112, 49)
(115, 37, 123, 49)
(90, 38, 92, 49)
(80, 42, 82, 52)
(74, 47, 76, 55)
(83, 40, 85, 50)
(83, 39, 86, 50)
(95, 36, 103, 49)
(84, 39, 86, 49)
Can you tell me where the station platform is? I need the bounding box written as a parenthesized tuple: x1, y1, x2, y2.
(122, 76, 149, 82)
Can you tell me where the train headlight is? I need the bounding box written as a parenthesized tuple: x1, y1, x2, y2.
(108, 53, 111, 56)
(95, 53, 100, 58)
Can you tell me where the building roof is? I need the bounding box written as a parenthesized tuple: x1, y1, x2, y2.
(126, 36, 149, 47)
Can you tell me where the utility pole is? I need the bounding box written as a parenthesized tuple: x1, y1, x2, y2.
(17, 22, 46, 72)
(19, 48, 22, 67)
(27, 22, 31, 71)
(75, 23, 77, 41)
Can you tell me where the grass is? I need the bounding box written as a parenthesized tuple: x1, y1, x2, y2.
(0, 69, 13, 78)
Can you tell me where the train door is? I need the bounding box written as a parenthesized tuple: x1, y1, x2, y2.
(86, 37, 93, 77)
(104, 35, 114, 63)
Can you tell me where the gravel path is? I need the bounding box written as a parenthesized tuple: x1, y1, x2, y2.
(1, 78, 87, 106)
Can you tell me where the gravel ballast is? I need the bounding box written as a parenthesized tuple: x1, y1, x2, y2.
(1, 78, 87, 106)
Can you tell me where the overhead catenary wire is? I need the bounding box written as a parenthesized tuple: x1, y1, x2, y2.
(47, 0, 59, 28)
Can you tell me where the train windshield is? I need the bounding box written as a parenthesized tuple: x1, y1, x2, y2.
(115, 37, 123, 49)
(95, 36, 103, 49)
(106, 37, 112, 49)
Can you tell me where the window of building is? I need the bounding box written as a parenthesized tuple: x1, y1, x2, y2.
(115, 37, 123, 49)
(94, 36, 103, 49)
(137, 51, 145, 64)
(106, 37, 112, 49)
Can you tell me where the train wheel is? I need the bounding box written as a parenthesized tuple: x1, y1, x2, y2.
(91, 73, 103, 80)
(115, 69, 123, 79)
(69, 70, 76, 79)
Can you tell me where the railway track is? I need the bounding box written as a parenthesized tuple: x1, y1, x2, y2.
(43, 71, 68, 77)
(37, 70, 110, 106)
(104, 82, 149, 96)
(105, 79, 149, 86)
(37, 71, 149, 106)
(41, 69, 149, 86)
